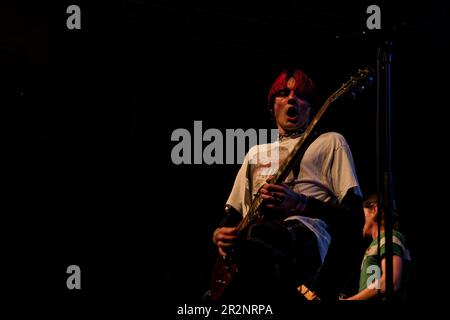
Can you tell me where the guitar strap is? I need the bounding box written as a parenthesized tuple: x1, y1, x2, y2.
(291, 130, 319, 179)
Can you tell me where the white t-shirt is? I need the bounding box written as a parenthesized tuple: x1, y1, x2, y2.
(226, 131, 362, 263)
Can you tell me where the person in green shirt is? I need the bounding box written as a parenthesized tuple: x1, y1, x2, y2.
(342, 194, 411, 300)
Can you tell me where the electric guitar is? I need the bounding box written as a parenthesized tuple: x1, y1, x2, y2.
(208, 67, 374, 301)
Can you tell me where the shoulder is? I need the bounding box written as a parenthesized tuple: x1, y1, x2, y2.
(392, 230, 411, 260)
(378, 231, 410, 259)
(393, 230, 408, 246)
(313, 132, 349, 149)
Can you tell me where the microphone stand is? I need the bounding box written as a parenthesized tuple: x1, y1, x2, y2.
(376, 38, 395, 302)
(336, 29, 397, 301)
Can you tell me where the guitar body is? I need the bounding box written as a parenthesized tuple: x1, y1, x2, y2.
(210, 254, 237, 301)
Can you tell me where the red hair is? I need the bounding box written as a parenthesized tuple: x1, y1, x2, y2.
(268, 69, 318, 110)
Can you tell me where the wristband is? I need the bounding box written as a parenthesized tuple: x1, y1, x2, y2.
(294, 193, 308, 213)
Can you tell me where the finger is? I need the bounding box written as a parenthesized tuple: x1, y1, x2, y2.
(218, 241, 235, 248)
(266, 184, 286, 192)
(218, 247, 227, 257)
(261, 194, 278, 202)
(270, 191, 285, 200)
(265, 192, 285, 201)
(217, 234, 238, 242)
(221, 227, 238, 235)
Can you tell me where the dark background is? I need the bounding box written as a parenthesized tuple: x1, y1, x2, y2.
(1, 0, 448, 316)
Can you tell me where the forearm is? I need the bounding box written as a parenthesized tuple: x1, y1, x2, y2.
(346, 287, 382, 300)
(299, 189, 364, 232)
(346, 275, 386, 300)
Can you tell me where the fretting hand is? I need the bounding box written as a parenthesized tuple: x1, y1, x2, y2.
(213, 227, 238, 257)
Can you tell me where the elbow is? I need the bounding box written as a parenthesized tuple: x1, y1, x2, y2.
(376, 279, 386, 295)
(378, 279, 402, 296)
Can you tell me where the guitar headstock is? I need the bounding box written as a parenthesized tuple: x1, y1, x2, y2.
(330, 67, 374, 102)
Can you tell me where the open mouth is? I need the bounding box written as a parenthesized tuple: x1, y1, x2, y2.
(286, 106, 298, 117)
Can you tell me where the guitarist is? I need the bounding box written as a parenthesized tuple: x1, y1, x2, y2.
(212, 68, 365, 304)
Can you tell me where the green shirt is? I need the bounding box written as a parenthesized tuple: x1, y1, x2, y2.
(359, 230, 411, 292)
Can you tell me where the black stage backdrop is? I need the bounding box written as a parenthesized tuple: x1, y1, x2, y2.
(1, 0, 448, 317)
